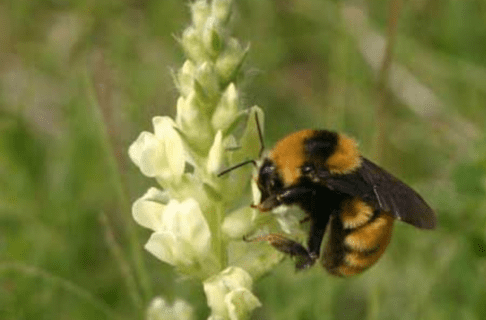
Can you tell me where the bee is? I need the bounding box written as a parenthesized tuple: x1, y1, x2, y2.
(220, 115, 436, 277)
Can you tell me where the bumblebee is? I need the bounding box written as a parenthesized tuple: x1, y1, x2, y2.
(242, 128, 436, 277)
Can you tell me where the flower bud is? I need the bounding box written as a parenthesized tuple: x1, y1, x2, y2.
(181, 27, 208, 63)
(211, 83, 239, 131)
(211, 0, 232, 25)
(190, 0, 210, 30)
(194, 62, 220, 107)
(176, 94, 213, 153)
(207, 130, 224, 174)
(176, 60, 197, 98)
(203, 18, 223, 58)
(216, 38, 249, 85)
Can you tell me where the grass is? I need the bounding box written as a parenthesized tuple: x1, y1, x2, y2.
(1, 0, 485, 319)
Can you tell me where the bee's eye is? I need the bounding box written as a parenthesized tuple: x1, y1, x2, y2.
(267, 173, 283, 192)
(257, 159, 283, 195)
(260, 164, 274, 176)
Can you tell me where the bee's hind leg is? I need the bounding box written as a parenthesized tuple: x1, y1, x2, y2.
(243, 234, 316, 270)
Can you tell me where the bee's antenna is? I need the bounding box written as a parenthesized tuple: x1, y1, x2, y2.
(254, 111, 265, 158)
(217, 160, 257, 177)
(217, 110, 265, 177)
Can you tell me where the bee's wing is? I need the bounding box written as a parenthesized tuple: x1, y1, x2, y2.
(322, 158, 436, 229)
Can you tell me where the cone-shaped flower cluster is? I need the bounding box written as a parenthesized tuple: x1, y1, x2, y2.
(128, 0, 289, 318)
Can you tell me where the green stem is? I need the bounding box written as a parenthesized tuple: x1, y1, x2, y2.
(216, 203, 227, 269)
(83, 65, 153, 303)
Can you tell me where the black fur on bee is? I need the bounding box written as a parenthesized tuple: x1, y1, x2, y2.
(247, 129, 436, 276)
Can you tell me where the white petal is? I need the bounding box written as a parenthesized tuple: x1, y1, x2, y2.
(152, 116, 177, 139)
(128, 131, 167, 178)
(144, 232, 193, 267)
(153, 116, 185, 181)
(222, 206, 253, 239)
(132, 187, 170, 231)
(162, 199, 212, 256)
(218, 266, 254, 290)
(226, 288, 261, 320)
(204, 278, 228, 317)
(204, 267, 255, 318)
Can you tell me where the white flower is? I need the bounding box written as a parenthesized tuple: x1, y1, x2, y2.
(221, 206, 254, 240)
(133, 194, 218, 275)
(129, 1, 270, 318)
(128, 117, 185, 184)
(204, 267, 261, 320)
(147, 296, 194, 320)
(132, 187, 170, 230)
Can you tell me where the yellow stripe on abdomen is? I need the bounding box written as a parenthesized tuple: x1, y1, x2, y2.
(340, 198, 374, 229)
(344, 211, 394, 252)
(323, 210, 394, 277)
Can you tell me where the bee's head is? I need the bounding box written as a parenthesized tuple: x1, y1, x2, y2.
(254, 159, 284, 211)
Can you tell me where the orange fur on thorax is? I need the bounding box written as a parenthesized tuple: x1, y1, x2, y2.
(326, 134, 361, 174)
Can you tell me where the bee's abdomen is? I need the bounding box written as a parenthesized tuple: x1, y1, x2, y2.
(322, 199, 394, 277)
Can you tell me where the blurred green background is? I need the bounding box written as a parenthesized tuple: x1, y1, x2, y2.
(1, 0, 486, 319)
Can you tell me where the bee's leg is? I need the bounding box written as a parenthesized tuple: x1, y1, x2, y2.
(307, 222, 326, 259)
(244, 234, 315, 270)
(277, 187, 316, 205)
(305, 212, 331, 265)
(254, 186, 315, 212)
